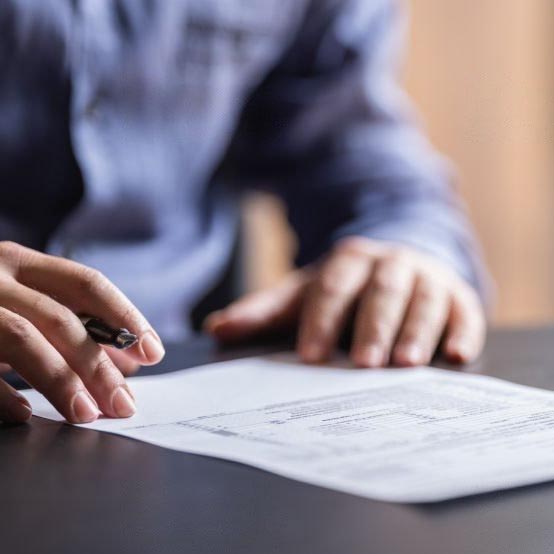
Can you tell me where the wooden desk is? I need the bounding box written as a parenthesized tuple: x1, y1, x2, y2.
(2, 327, 554, 554)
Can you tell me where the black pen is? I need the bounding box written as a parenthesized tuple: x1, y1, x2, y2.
(80, 316, 138, 350)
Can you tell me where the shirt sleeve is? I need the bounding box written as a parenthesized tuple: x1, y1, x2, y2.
(223, 0, 491, 301)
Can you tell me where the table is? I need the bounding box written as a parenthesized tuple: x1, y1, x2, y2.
(2, 326, 554, 554)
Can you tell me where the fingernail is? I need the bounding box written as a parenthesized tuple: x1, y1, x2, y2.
(301, 343, 323, 363)
(111, 386, 136, 418)
(11, 390, 32, 420)
(355, 345, 384, 368)
(71, 391, 99, 423)
(140, 332, 165, 364)
(398, 343, 425, 366)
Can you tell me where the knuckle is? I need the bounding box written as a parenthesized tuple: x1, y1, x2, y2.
(334, 237, 379, 257)
(0, 313, 35, 346)
(414, 282, 437, 303)
(371, 270, 407, 296)
(90, 355, 119, 383)
(40, 365, 80, 396)
(118, 304, 140, 330)
(334, 242, 364, 259)
(30, 295, 77, 335)
(0, 241, 24, 271)
(76, 266, 110, 297)
(46, 306, 78, 335)
(317, 271, 346, 298)
(384, 247, 410, 263)
(0, 241, 22, 259)
(0, 274, 15, 293)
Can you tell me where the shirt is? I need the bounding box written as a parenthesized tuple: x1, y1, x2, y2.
(0, 0, 487, 340)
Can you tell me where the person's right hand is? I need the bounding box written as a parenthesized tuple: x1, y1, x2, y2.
(0, 242, 165, 424)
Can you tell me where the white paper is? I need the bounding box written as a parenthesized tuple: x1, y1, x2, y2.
(22, 354, 554, 503)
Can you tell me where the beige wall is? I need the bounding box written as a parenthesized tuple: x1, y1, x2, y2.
(244, 0, 554, 325)
(404, 0, 554, 324)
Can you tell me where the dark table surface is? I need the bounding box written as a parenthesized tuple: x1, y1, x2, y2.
(3, 326, 554, 554)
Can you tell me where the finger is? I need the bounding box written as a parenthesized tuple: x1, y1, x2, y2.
(105, 347, 141, 376)
(351, 257, 415, 367)
(0, 378, 32, 423)
(0, 307, 99, 424)
(205, 271, 308, 343)
(0, 281, 136, 418)
(14, 249, 164, 365)
(443, 287, 486, 364)
(297, 249, 373, 363)
(392, 275, 450, 366)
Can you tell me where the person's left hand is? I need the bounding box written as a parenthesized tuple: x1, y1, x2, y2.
(205, 237, 486, 367)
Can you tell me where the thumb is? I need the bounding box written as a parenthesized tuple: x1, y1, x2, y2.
(204, 270, 310, 343)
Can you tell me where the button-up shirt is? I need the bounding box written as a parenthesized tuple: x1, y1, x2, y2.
(0, 0, 487, 339)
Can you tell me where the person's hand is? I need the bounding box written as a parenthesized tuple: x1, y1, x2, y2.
(0, 242, 165, 424)
(205, 237, 486, 367)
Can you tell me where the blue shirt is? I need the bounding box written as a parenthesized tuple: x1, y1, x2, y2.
(0, 0, 487, 340)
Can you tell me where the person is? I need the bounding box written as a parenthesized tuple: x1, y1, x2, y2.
(0, 0, 487, 425)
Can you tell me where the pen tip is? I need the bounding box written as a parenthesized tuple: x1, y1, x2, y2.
(115, 332, 138, 350)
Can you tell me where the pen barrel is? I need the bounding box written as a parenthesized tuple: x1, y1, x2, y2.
(80, 317, 137, 349)
(82, 318, 121, 344)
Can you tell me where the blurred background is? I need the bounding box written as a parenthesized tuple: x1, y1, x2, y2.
(242, 0, 554, 326)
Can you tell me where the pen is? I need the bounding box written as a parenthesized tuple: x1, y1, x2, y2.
(80, 316, 138, 350)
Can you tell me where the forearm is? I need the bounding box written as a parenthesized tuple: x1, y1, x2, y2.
(224, 0, 490, 300)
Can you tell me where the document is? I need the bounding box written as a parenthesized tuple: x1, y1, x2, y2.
(22, 354, 554, 503)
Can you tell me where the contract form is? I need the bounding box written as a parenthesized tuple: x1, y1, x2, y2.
(22, 354, 554, 503)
